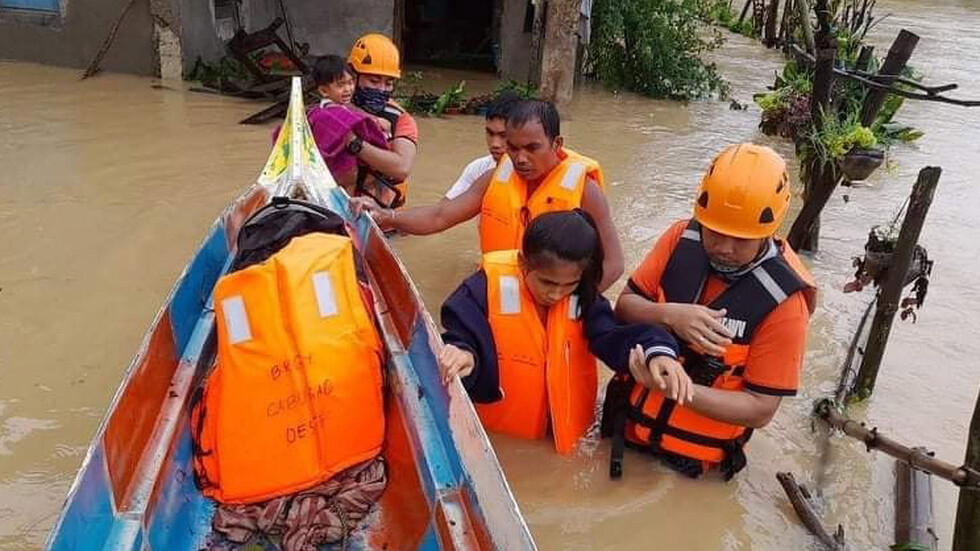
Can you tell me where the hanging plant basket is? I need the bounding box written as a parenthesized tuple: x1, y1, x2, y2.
(841, 147, 885, 182)
(846, 227, 933, 292)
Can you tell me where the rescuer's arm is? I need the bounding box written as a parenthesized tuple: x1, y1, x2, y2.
(583, 296, 693, 405)
(354, 136, 417, 182)
(615, 286, 732, 357)
(685, 387, 782, 429)
(350, 170, 490, 234)
(580, 178, 624, 291)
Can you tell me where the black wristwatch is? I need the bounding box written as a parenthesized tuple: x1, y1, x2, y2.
(347, 136, 364, 155)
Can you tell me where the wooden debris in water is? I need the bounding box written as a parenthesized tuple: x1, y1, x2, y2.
(776, 471, 846, 550)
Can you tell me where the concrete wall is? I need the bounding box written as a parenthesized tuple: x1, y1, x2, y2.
(498, 0, 530, 81)
(179, 0, 223, 74)
(0, 0, 156, 75)
(242, 0, 394, 57)
(179, 0, 394, 76)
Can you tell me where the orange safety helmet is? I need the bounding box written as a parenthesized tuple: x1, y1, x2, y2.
(348, 33, 402, 79)
(693, 143, 791, 239)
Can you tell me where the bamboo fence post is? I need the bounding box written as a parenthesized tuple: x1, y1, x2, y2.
(953, 388, 980, 551)
(852, 167, 941, 398)
(860, 30, 920, 126)
(787, 0, 835, 252)
(896, 456, 939, 550)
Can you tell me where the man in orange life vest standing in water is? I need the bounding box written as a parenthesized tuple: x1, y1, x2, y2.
(350, 99, 625, 291)
(606, 143, 817, 480)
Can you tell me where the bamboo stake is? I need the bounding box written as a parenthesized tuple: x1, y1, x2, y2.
(860, 29, 920, 126)
(853, 167, 941, 398)
(815, 399, 980, 488)
(953, 388, 980, 551)
(81, 0, 141, 80)
(896, 457, 939, 550)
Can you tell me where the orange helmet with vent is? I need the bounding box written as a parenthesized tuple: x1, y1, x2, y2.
(348, 33, 401, 79)
(693, 143, 791, 239)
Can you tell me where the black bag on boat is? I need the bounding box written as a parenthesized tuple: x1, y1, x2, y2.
(231, 196, 349, 271)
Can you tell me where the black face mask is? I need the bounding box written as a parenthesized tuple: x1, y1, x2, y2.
(352, 86, 391, 114)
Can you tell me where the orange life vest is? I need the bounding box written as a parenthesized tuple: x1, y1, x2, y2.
(193, 233, 385, 504)
(478, 149, 604, 254)
(610, 220, 815, 479)
(476, 250, 598, 454)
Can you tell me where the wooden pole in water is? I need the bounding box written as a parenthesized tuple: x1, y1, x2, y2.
(953, 388, 980, 551)
(860, 29, 920, 127)
(539, 0, 580, 108)
(738, 0, 754, 27)
(779, 0, 794, 51)
(795, 0, 815, 54)
(764, 0, 780, 47)
(787, 0, 835, 252)
(777, 472, 845, 550)
(896, 457, 939, 551)
(852, 167, 941, 399)
(528, 0, 547, 87)
(816, 400, 980, 487)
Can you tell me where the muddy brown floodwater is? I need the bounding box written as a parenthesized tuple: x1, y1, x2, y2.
(2, 1, 979, 548)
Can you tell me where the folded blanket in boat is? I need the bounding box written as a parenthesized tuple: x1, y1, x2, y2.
(209, 457, 387, 551)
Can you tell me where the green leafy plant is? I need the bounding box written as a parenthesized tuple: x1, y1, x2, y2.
(802, 111, 879, 167)
(188, 56, 250, 86)
(494, 79, 539, 99)
(588, 0, 730, 100)
(755, 61, 814, 139)
(706, 0, 758, 37)
(428, 81, 467, 116)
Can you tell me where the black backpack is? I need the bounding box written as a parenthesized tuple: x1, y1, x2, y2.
(231, 196, 349, 271)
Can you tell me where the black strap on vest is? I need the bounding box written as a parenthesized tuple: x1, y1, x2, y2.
(353, 103, 407, 209)
(355, 168, 405, 209)
(604, 220, 808, 480)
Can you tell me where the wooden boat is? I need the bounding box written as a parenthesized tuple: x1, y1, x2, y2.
(45, 78, 536, 551)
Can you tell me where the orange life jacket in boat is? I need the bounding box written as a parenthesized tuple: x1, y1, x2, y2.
(607, 220, 815, 479)
(192, 233, 385, 504)
(475, 250, 598, 454)
(478, 149, 604, 254)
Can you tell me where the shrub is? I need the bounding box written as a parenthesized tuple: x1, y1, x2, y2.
(588, 0, 730, 100)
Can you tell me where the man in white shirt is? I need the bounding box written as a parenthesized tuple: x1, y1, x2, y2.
(443, 92, 521, 200)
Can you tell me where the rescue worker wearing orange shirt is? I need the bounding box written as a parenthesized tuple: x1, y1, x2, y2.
(344, 34, 418, 208)
(350, 100, 624, 291)
(606, 144, 817, 480)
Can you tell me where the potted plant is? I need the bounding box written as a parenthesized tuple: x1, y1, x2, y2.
(805, 114, 883, 182)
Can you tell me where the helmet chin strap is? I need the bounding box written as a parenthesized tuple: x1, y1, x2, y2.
(709, 238, 775, 281)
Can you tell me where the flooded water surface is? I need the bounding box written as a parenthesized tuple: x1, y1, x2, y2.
(2, 1, 979, 548)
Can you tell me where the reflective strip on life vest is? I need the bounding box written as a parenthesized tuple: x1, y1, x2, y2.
(222, 295, 252, 345)
(498, 275, 521, 315)
(561, 162, 586, 191)
(312, 271, 339, 318)
(567, 295, 580, 320)
(751, 266, 788, 303)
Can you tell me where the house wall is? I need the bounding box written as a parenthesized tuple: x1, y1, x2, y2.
(497, 0, 530, 81)
(0, 0, 156, 75)
(180, 0, 394, 75)
(241, 0, 394, 57)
